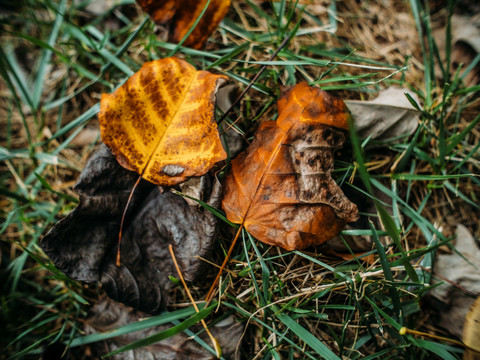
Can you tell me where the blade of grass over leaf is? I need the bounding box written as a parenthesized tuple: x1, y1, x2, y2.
(102, 305, 216, 358)
(168, 0, 211, 56)
(168, 245, 221, 357)
(69, 307, 206, 346)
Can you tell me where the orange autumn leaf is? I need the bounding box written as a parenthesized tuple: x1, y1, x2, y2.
(222, 83, 359, 251)
(137, 0, 230, 49)
(99, 57, 228, 186)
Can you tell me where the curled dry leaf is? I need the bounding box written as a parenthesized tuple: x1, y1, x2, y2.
(452, 14, 480, 54)
(345, 86, 420, 145)
(137, 0, 230, 49)
(99, 57, 227, 186)
(41, 145, 221, 314)
(222, 83, 359, 251)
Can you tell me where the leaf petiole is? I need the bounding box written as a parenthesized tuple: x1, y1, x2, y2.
(116, 175, 142, 266)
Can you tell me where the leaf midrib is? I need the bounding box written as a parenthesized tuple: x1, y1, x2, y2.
(141, 62, 197, 178)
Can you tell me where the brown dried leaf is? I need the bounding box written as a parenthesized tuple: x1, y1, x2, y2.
(137, 0, 230, 49)
(222, 83, 358, 251)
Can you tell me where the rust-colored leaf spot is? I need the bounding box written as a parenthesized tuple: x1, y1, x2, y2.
(137, 0, 230, 49)
(222, 83, 359, 251)
(99, 57, 228, 186)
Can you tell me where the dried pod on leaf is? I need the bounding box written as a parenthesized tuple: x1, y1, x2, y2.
(41, 145, 221, 314)
(99, 57, 227, 186)
(222, 83, 359, 250)
(137, 0, 230, 49)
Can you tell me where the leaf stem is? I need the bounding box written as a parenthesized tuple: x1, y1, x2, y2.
(116, 175, 142, 267)
(205, 223, 244, 306)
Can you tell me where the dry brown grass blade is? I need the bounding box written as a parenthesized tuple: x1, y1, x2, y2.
(168, 244, 221, 358)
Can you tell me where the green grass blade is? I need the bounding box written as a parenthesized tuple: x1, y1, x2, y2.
(69, 306, 203, 347)
(97, 48, 134, 76)
(242, 232, 266, 306)
(446, 112, 480, 154)
(102, 304, 216, 357)
(349, 114, 419, 282)
(7, 333, 58, 360)
(369, 220, 402, 320)
(247, 232, 270, 303)
(32, 0, 67, 108)
(273, 305, 341, 360)
(223, 302, 318, 359)
(410, 339, 461, 360)
(205, 42, 250, 69)
(168, 0, 211, 56)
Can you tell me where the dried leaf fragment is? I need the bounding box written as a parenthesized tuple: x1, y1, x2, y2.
(137, 0, 230, 49)
(99, 57, 227, 186)
(222, 83, 358, 251)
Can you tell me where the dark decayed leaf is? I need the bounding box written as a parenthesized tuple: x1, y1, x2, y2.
(84, 298, 244, 360)
(41, 145, 220, 314)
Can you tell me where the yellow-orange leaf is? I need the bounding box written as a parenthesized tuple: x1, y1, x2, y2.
(463, 296, 480, 359)
(222, 83, 359, 251)
(99, 57, 228, 186)
(137, 0, 230, 49)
